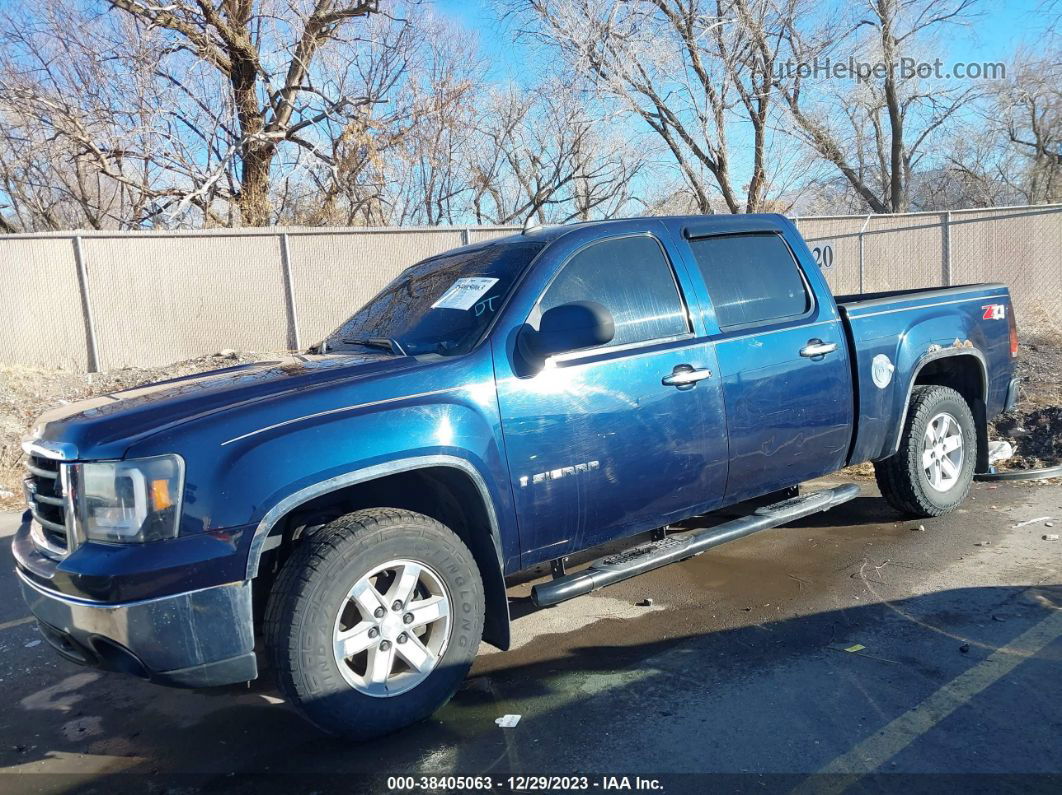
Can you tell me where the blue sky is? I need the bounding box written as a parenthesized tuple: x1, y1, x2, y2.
(433, 0, 1056, 84)
(431, 0, 1057, 206)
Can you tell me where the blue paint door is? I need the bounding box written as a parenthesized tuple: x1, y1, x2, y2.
(494, 233, 729, 566)
(685, 232, 853, 503)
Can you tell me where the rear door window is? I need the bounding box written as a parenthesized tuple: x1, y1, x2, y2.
(688, 234, 811, 329)
(539, 235, 690, 348)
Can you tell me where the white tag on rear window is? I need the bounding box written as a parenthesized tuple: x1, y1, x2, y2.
(431, 277, 499, 311)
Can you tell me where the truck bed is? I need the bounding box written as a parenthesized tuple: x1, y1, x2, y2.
(836, 282, 1013, 467)
(835, 283, 997, 308)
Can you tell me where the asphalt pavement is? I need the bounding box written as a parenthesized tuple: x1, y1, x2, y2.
(0, 476, 1059, 793)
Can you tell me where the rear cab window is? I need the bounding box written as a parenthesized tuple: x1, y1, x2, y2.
(687, 233, 812, 330)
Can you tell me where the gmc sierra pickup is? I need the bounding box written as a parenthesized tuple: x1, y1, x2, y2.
(15, 214, 1019, 738)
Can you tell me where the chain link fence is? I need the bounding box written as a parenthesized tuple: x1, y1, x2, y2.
(1, 206, 1058, 372)
(794, 204, 1062, 324)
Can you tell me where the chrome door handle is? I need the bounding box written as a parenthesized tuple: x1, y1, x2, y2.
(800, 339, 838, 358)
(662, 364, 713, 389)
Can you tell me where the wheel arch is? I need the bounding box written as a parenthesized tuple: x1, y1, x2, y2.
(892, 349, 989, 470)
(248, 455, 511, 650)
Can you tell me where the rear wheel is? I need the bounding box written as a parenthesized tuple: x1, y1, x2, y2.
(875, 385, 976, 517)
(265, 508, 484, 739)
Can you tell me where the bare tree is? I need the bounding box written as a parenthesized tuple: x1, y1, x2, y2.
(0, 1, 644, 231)
(914, 132, 1024, 209)
(507, 0, 806, 213)
(99, 0, 390, 226)
(995, 55, 1062, 203)
(272, 10, 441, 226)
(0, 0, 394, 229)
(0, 1, 451, 229)
(1043, 0, 1062, 34)
(0, 1, 187, 231)
(369, 17, 485, 225)
(912, 54, 1061, 212)
(466, 82, 645, 224)
(759, 0, 984, 213)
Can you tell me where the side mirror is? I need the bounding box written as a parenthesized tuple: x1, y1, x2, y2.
(523, 301, 615, 360)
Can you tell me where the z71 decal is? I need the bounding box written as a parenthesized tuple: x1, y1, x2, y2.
(982, 304, 1006, 320)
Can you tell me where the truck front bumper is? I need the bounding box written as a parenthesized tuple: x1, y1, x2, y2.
(17, 567, 257, 688)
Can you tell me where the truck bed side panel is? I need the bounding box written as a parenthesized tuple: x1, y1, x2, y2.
(840, 284, 1013, 464)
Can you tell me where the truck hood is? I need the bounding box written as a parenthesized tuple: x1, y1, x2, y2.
(30, 353, 416, 459)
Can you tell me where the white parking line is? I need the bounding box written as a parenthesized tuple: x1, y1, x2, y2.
(795, 604, 1062, 794)
(0, 616, 34, 632)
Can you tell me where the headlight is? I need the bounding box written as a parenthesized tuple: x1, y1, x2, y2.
(75, 455, 184, 543)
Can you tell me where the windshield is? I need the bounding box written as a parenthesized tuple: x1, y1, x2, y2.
(323, 240, 545, 356)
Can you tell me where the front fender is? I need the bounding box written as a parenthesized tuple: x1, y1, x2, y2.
(242, 453, 504, 580)
(125, 351, 519, 572)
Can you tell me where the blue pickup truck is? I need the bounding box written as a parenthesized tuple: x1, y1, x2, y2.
(15, 215, 1018, 738)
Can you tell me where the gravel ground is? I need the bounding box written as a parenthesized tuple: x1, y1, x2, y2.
(989, 331, 1062, 470)
(1, 475, 1058, 788)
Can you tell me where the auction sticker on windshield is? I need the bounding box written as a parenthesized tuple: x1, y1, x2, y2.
(431, 277, 499, 311)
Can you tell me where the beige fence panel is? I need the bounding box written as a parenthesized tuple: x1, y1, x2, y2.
(83, 234, 290, 370)
(800, 213, 947, 295)
(0, 207, 1058, 372)
(468, 227, 519, 244)
(863, 214, 947, 292)
(798, 206, 1061, 322)
(0, 237, 89, 370)
(287, 228, 466, 347)
(793, 216, 867, 295)
(948, 206, 1062, 321)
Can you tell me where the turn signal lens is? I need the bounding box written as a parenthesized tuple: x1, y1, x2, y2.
(150, 478, 173, 511)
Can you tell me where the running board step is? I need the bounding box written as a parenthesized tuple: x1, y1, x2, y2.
(531, 483, 859, 607)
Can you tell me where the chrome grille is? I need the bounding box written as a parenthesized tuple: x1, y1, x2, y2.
(24, 453, 70, 556)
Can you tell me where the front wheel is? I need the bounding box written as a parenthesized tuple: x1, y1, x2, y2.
(874, 385, 977, 517)
(264, 509, 484, 739)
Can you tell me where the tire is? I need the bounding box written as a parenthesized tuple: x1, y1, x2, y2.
(874, 385, 977, 517)
(264, 508, 484, 739)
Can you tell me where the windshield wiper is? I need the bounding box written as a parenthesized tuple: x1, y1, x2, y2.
(340, 337, 407, 356)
